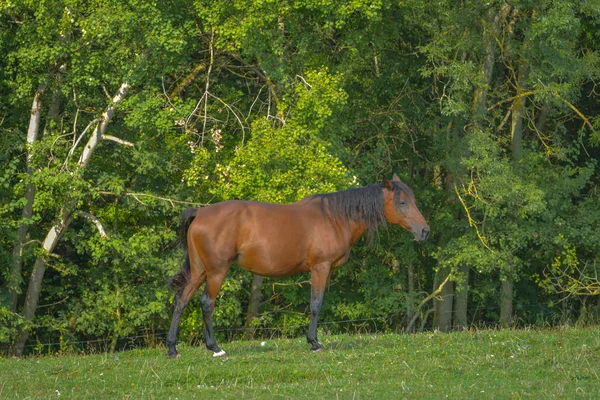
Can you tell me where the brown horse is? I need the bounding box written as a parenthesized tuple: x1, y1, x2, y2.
(166, 174, 429, 358)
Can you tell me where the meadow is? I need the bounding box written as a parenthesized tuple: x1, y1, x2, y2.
(1, 327, 599, 399)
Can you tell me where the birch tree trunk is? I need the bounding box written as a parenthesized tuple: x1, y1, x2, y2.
(10, 82, 130, 356)
(9, 83, 47, 312)
(10, 209, 73, 355)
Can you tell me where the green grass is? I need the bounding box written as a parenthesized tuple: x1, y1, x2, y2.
(1, 327, 599, 399)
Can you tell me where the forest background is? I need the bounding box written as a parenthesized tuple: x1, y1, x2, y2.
(1, 0, 599, 357)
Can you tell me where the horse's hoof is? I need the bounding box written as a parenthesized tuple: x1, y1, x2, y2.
(167, 353, 180, 359)
(213, 350, 227, 358)
(311, 346, 324, 353)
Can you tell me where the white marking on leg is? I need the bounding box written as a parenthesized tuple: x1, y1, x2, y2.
(213, 350, 227, 357)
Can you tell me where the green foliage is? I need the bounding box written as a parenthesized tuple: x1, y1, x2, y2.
(66, 229, 174, 336)
(0, 306, 23, 345)
(211, 118, 350, 203)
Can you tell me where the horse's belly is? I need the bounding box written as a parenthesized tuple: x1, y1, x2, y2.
(236, 241, 310, 277)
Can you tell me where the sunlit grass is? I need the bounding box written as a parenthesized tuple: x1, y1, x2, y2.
(1, 327, 599, 399)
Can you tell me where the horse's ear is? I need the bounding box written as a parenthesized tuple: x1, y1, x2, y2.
(384, 178, 395, 191)
(392, 173, 401, 182)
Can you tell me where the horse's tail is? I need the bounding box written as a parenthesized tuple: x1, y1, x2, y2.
(169, 208, 198, 291)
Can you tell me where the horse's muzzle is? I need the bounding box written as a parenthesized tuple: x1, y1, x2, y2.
(421, 228, 429, 240)
(416, 227, 430, 242)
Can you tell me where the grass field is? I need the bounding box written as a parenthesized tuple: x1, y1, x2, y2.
(1, 327, 599, 399)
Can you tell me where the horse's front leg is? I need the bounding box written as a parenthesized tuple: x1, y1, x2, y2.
(307, 262, 331, 352)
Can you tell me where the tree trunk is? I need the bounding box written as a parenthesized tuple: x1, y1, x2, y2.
(473, 4, 511, 126)
(454, 265, 469, 330)
(594, 295, 600, 322)
(406, 260, 416, 333)
(432, 269, 440, 328)
(9, 83, 47, 312)
(439, 280, 454, 332)
(431, 164, 445, 332)
(407, 274, 450, 333)
(535, 104, 549, 134)
(464, 5, 512, 331)
(434, 267, 454, 332)
(433, 162, 457, 333)
(10, 83, 130, 356)
(500, 64, 527, 329)
(511, 89, 524, 163)
(78, 83, 130, 168)
(500, 279, 514, 327)
(10, 209, 73, 355)
(43, 77, 64, 137)
(245, 274, 264, 339)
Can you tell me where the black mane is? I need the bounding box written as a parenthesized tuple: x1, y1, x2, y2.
(310, 183, 393, 240)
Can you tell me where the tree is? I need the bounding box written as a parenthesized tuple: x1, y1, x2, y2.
(2, 0, 197, 355)
(421, 0, 600, 328)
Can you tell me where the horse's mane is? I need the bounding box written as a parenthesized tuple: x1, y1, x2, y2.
(312, 181, 413, 240)
(309, 183, 397, 240)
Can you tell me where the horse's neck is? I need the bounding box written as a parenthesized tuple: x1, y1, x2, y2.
(348, 220, 368, 245)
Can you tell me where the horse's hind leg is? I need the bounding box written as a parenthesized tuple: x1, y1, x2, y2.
(200, 269, 229, 357)
(166, 262, 206, 358)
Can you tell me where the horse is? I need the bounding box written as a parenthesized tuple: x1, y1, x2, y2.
(166, 174, 430, 358)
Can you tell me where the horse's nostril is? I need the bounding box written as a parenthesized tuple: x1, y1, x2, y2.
(422, 228, 430, 240)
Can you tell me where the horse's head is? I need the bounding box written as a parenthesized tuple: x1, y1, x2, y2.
(382, 174, 430, 242)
